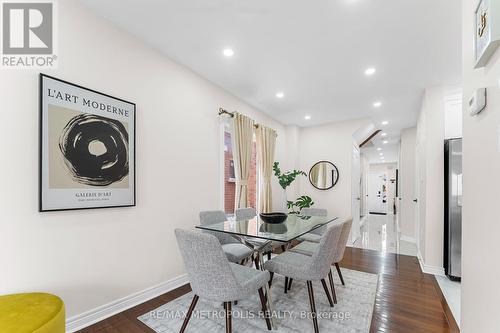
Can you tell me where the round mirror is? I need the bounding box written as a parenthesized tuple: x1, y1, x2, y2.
(309, 161, 339, 190)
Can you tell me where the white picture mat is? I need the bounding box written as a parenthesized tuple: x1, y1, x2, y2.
(40, 75, 135, 211)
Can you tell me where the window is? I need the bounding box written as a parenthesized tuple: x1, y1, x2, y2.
(223, 126, 257, 214)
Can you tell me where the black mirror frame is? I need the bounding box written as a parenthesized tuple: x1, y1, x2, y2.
(308, 160, 339, 190)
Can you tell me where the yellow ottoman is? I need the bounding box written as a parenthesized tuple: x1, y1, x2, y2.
(0, 293, 65, 333)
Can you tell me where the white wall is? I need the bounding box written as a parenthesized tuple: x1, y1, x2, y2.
(0, 0, 287, 320)
(415, 86, 462, 273)
(399, 127, 417, 240)
(284, 125, 300, 201)
(445, 90, 463, 139)
(416, 87, 446, 271)
(415, 105, 427, 262)
(297, 118, 369, 221)
(461, 0, 500, 331)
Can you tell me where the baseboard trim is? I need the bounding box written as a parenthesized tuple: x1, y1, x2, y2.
(66, 274, 189, 332)
(421, 264, 445, 276)
(417, 251, 445, 276)
(430, 276, 461, 332)
(400, 235, 416, 243)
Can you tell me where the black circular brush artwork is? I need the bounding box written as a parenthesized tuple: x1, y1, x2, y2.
(59, 114, 129, 186)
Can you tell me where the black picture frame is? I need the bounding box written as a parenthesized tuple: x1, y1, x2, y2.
(308, 160, 339, 190)
(39, 74, 136, 212)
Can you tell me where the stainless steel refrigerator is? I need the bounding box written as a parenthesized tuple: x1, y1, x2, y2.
(444, 138, 462, 281)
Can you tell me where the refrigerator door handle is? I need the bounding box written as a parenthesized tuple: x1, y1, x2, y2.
(457, 173, 463, 207)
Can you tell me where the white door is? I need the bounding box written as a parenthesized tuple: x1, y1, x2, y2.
(400, 146, 416, 241)
(351, 145, 361, 243)
(360, 155, 369, 217)
(415, 142, 425, 255)
(386, 165, 397, 214)
(368, 171, 387, 213)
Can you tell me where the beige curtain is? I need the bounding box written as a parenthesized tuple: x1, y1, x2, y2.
(256, 125, 277, 213)
(310, 164, 320, 186)
(320, 162, 328, 188)
(232, 113, 255, 209)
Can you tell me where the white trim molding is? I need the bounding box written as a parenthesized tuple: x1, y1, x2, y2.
(359, 215, 368, 228)
(66, 274, 189, 332)
(417, 251, 445, 276)
(400, 235, 417, 243)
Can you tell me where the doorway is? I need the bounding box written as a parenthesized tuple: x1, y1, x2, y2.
(368, 163, 397, 215)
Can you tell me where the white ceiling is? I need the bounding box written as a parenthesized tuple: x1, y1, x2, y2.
(79, 0, 461, 140)
(361, 141, 399, 165)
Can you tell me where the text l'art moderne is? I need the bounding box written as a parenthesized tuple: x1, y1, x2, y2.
(47, 88, 130, 117)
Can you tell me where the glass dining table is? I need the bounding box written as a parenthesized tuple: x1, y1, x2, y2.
(196, 213, 338, 330)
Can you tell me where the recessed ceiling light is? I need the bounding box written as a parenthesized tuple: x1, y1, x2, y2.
(377, 148, 382, 151)
(373, 101, 382, 108)
(379, 153, 383, 156)
(383, 140, 388, 144)
(381, 121, 389, 125)
(381, 132, 387, 137)
(276, 91, 285, 98)
(223, 48, 234, 57)
(304, 115, 311, 120)
(365, 67, 376, 76)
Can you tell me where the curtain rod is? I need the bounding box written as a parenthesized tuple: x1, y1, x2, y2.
(218, 107, 259, 130)
(218, 108, 278, 136)
(218, 108, 235, 118)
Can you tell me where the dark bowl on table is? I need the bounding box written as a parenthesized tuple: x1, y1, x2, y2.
(259, 212, 287, 224)
(259, 222, 287, 234)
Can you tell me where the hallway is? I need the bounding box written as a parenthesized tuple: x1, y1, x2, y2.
(352, 214, 418, 257)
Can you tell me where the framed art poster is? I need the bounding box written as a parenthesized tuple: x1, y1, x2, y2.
(474, 0, 500, 68)
(39, 74, 136, 211)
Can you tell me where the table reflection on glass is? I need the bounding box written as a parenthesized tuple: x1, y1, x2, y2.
(196, 213, 338, 243)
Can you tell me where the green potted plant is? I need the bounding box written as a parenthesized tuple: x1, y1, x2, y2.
(273, 162, 314, 213)
(287, 195, 315, 214)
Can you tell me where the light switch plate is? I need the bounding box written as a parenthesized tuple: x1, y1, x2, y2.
(469, 88, 487, 115)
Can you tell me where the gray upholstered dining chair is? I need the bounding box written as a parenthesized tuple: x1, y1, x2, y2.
(331, 218, 352, 287)
(175, 229, 272, 333)
(234, 207, 257, 220)
(199, 210, 254, 264)
(235, 207, 287, 262)
(288, 219, 353, 303)
(263, 222, 343, 333)
(301, 208, 328, 217)
(296, 208, 328, 243)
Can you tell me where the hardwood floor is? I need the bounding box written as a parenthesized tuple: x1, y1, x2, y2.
(77, 247, 458, 333)
(342, 248, 459, 333)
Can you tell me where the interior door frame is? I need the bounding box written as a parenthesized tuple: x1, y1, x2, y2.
(351, 144, 361, 243)
(415, 140, 423, 257)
